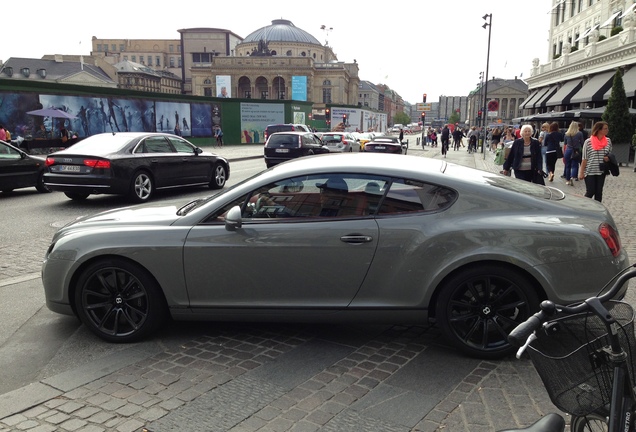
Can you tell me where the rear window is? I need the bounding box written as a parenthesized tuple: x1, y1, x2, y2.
(267, 125, 294, 135)
(323, 134, 344, 142)
(266, 134, 300, 148)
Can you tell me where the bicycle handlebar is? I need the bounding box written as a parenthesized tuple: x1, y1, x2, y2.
(508, 264, 636, 348)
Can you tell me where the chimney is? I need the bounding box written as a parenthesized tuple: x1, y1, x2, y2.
(54, 54, 63, 63)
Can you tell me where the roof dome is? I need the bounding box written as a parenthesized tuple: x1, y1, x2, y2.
(243, 19, 322, 45)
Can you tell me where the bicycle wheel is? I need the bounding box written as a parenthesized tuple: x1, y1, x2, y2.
(570, 413, 607, 432)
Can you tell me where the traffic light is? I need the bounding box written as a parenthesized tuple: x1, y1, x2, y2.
(422, 93, 427, 103)
(325, 108, 330, 121)
(420, 112, 426, 123)
(343, 114, 347, 124)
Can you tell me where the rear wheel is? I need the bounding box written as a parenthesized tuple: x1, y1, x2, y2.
(435, 265, 539, 359)
(209, 163, 227, 189)
(570, 413, 607, 431)
(129, 171, 153, 203)
(74, 258, 168, 342)
(65, 192, 89, 200)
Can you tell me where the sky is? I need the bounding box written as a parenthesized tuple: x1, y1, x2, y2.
(3, 0, 554, 104)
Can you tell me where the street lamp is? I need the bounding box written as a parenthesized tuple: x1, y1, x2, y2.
(481, 13, 492, 158)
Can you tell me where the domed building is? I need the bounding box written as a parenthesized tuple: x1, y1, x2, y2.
(185, 19, 359, 105)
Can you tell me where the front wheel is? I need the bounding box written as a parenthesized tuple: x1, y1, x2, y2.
(209, 163, 227, 189)
(435, 265, 539, 359)
(129, 171, 153, 202)
(73, 258, 168, 342)
(570, 413, 608, 431)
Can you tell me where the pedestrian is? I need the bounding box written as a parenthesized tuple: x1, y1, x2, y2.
(59, 123, 69, 143)
(467, 126, 478, 154)
(563, 121, 584, 186)
(544, 122, 562, 182)
(215, 126, 224, 147)
(441, 124, 450, 157)
(0, 125, 6, 142)
(502, 124, 544, 184)
(399, 128, 404, 143)
(579, 121, 612, 202)
(490, 127, 502, 152)
(538, 122, 549, 173)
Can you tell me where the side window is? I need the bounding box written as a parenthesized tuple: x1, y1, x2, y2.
(143, 137, 173, 153)
(243, 174, 390, 220)
(168, 137, 195, 154)
(379, 180, 457, 215)
(0, 143, 21, 159)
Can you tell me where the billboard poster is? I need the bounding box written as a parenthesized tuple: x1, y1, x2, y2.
(215, 76, 231, 98)
(291, 76, 307, 101)
(331, 107, 362, 132)
(155, 101, 192, 137)
(240, 102, 284, 144)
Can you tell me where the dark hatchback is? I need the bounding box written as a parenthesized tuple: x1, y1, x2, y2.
(44, 132, 230, 202)
(0, 140, 51, 194)
(363, 137, 407, 155)
(263, 131, 329, 168)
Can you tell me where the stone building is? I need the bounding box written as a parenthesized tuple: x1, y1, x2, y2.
(467, 78, 528, 126)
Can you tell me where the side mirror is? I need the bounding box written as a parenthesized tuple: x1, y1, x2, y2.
(195, 147, 203, 155)
(225, 206, 243, 231)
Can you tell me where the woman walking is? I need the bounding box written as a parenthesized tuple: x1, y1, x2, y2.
(579, 121, 612, 202)
(502, 125, 544, 184)
(544, 122, 562, 182)
(563, 121, 583, 186)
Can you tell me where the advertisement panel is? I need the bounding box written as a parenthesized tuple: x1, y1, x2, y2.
(239, 102, 284, 143)
(216, 76, 231, 98)
(291, 76, 307, 101)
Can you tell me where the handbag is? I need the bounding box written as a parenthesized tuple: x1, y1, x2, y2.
(556, 145, 564, 159)
(61, 135, 68, 143)
(572, 148, 581, 161)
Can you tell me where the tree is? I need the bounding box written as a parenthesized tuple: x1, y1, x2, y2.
(448, 112, 460, 125)
(602, 69, 632, 144)
(393, 111, 410, 126)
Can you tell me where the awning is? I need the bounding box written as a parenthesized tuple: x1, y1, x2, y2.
(570, 71, 616, 104)
(544, 79, 584, 106)
(604, 67, 636, 98)
(532, 86, 559, 108)
(519, 89, 541, 109)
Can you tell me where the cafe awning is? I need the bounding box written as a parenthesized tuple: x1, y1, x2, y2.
(570, 71, 616, 104)
(545, 79, 584, 107)
(604, 67, 636, 99)
(519, 89, 542, 109)
(532, 86, 559, 109)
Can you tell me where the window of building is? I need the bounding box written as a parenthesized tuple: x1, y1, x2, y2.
(156, 56, 161, 66)
(615, 10, 623, 27)
(119, 44, 125, 52)
(178, 45, 181, 53)
(123, 55, 128, 61)
(286, 50, 292, 56)
(578, 0, 582, 13)
(204, 78, 211, 84)
(111, 44, 116, 52)
(570, 0, 575, 17)
(169, 45, 174, 53)
(301, 52, 306, 57)
(261, 91, 269, 99)
(132, 55, 137, 62)
(323, 80, 332, 86)
(97, 44, 103, 52)
(323, 88, 332, 104)
(170, 57, 175, 67)
(193, 53, 214, 63)
(178, 57, 182, 67)
(204, 88, 212, 97)
(244, 90, 251, 98)
(271, 50, 277, 55)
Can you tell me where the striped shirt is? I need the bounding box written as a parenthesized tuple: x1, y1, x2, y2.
(582, 137, 612, 176)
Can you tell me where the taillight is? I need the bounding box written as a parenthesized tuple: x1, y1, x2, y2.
(45, 157, 55, 166)
(599, 222, 621, 257)
(83, 159, 111, 169)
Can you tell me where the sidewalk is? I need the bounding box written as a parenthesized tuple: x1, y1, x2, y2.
(1, 140, 634, 432)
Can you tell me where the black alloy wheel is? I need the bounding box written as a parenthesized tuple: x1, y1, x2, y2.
(209, 163, 227, 189)
(74, 258, 167, 342)
(436, 265, 539, 359)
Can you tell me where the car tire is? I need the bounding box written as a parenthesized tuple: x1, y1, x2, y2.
(435, 264, 539, 359)
(209, 163, 227, 189)
(35, 172, 52, 193)
(129, 171, 153, 203)
(74, 258, 168, 343)
(64, 192, 90, 200)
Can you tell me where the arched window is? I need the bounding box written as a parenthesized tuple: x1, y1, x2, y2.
(271, 50, 277, 56)
(301, 52, 306, 57)
(323, 80, 332, 86)
(286, 50, 292, 56)
(204, 79, 211, 84)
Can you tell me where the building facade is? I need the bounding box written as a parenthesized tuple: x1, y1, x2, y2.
(522, 0, 636, 114)
(467, 78, 528, 126)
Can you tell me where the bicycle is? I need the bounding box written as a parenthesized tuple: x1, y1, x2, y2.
(499, 263, 636, 432)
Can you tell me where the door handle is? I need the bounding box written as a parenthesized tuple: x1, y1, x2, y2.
(340, 235, 373, 244)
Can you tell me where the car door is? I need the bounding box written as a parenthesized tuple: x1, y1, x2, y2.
(182, 174, 386, 309)
(0, 142, 39, 191)
(167, 136, 210, 184)
(138, 136, 180, 187)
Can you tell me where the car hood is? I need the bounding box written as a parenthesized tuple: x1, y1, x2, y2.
(54, 205, 181, 239)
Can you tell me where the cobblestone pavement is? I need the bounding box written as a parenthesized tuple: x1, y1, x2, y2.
(1, 140, 634, 431)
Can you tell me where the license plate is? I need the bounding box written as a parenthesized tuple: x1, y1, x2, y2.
(275, 148, 289, 153)
(375, 146, 386, 150)
(59, 165, 81, 172)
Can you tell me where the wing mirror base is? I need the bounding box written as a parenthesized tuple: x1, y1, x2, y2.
(225, 206, 243, 231)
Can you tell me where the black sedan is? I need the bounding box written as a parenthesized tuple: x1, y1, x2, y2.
(363, 137, 407, 155)
(0, 140, 51, 194)
(44, 132, 230, 202)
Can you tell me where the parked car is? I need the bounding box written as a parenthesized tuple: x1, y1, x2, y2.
(263, 131, 329, 167)
(42, 153, 629, 359)
(363, 137, 407, 155)
(43, 132, 230, 203)
(321, 132, 361, 152)
(0, 139, 51, 194)
(264, 124, 312, 142)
